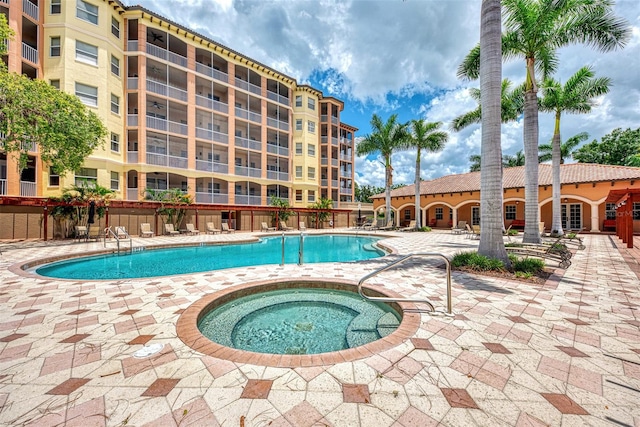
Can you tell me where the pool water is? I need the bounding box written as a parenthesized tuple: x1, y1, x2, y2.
(198, 288, 401, 354)
(35, 234, 384, 280)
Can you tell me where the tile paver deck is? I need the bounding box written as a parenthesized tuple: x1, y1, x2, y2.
(0, 230, 639, 426)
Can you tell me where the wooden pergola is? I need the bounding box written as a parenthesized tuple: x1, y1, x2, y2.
(605, 188, 640, 248)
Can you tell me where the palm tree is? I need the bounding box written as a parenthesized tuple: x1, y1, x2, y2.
(540, 66, 610, 236)
(407, 120, 448, 229)
(503, 150, 525, 167)
(356, 114, 409, 225)
(477, 0, 509, 263)
(469, 154, 482, 172)
(459, 0, 630, 244)
(538, 132, 589, 164)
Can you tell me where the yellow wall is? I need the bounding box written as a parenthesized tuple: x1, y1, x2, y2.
(291, 87, 321, 207)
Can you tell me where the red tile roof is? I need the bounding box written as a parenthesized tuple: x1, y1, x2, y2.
(372, 163, 640, 199)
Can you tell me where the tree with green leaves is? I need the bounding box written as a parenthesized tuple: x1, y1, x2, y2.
(503, 150, 525, 167)
(407, 120, 448, 229)
(0, 15, 107, 175)
(538, 132, 588, 164)
(269, 196, 293, 228)
(355, 183, 385, 203)
(574, 128, 640, 166)
(356, 114, 410, 225)
(145, 188, 193, 230)
(469, 154, 482, 172)
(308, 197, 333, 226)
(540, 66, 610, 235)
(458, 0, 630, 244)
(49, 183, 115, 238)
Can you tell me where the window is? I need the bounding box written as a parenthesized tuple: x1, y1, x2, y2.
(77, 0, 98, 25)
(75, 82, 98, 106)
(295, 119, 302, 131)
(404, 209, 411, 220)
(308, 167, 315, 179)
(110, 94, 119, 114)
(296, 190, 303, 201)
(110, 132, 120, 152)
(308, 98, 315, 110)
(51, 0, 61, 14)
(308, 144, 315, 156)
(605, 202, 616, 220)
(75, 168, 97, 187)
(634, 202, 640, 220)
(295, 166, 302, 179)
(50, 79, 60, 89)
(505, 205, 516, 220)
(110, 55, 120, 76)
(295, 142, 302, 155)
(50, 37, 61, 57)
(110, 171, 119, 190)
(295, 95, 302, 107)
(76, 40, 98, 65)
(435, 207, 443, 220)
(49, 167, 60, 187)
(308, 190, 315, 202)
(111, 16, 120, 38)
(308, 121, 315, 133)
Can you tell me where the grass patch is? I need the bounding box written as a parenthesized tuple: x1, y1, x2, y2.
(452, 251, 505, 272)
(453, 251, 550, 284)
(417, 226, 432, 232)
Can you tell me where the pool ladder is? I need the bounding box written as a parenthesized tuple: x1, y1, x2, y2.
(358, 253, 453, 315)
(279, 231, 306, 266)
(104, 226, 133, 255)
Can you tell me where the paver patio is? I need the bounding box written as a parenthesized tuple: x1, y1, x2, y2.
(0, 229, 638, 426)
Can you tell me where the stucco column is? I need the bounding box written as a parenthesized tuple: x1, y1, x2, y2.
(452, 207, 458, 227)
(590, 202, 600, 232)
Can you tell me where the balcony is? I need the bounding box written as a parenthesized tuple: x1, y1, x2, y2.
(235, 106, 261, 124)
(331, 159, 338, 167)
(147, 80, 188, 102)
(195, 62, 229, 83)
(146, 116, 188, 136)
(235, 166, 261, 178)
(195, 160, 228, 174)
(340, 187, 353, 195)
(127, 40, 138, 51)
(331, 137, 339, 146)
(127, 151, 139, 163)
(266, 171, 289, 181)
(195, 127, 228, 144)
(127, 114, 138, 126)
(331, 116, 339, 125)
(331, 180, 338, 187)
(235, 136, 261, 151)
(127, 188, 139, 200)
(266, 90, 289, 106)
(196, 192, 229, 204)
(341, 137, 353, 145)
(321, 157, 328, 166)
(127, 77, 138, 90)
(146, 153, 188, 169)
(235, 194, 262, 205)
(21, 140, 37, 152)
(234, 77, 261, 96)
(195, 95, 229, 114)
(20, 181, 36, 197)
(340, 170, 352, 178)
(0, 179, 6, 195)
(340, 154, 352, 161)
(321, 179, 328, 187)
(146, 44, 187, 68)
(266, 117, 289, 131)
(266, 143, 289, 156)
(22, 43, 37, 64)
(22, 0, 38, 21)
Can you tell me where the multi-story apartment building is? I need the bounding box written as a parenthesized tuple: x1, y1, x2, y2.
(0, 0, 356, 209)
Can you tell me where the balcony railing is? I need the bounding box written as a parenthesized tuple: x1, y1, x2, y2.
(196, 192, 229, 204)
(0, 179, 6, 195)
(235, 136, 261, 151)
(21, 140, 37, 152)
(146, 116, 188, 135)
(321, 136, 328, 144)
(146, 43, 187, 68)
(267, 90, 290, 106)
(22, 43, 37, 64)
(127, 151, 139, 163)
(127, 40, 138, 51)
(331, 137, 339, 146)
(234, 77, 261, 95)
(234, 107, 261, 124)
(195, 127, 228, 144)
(266, 143, 289, 156)
(22, 0, 38, 20)
(235, 166, 261, 178)
(266, 117, 289, 131)
(195, 62, 229, 83)
(127, 77, 138, 90)
(340, 187, 353, 195)
(20, 181, 36, 197)
(340, 154, 352, 161)
(235, 194, 262, 205)
(146, 153, 188, 169)
(127, 188, 139, 200)
(331, 116, 339, 125)
(195, 95, 229, 113)
(331, 180, 338, 187)
(195, 160, 228, 173)
(146, 80, 188, 102)
(127, 114, 138, 126)
(341, 137, 353, 145)
(0, 0, 9, 4)
(321, 158, 328, 166)
(267, 171, 289, 181)
(331, 159, 338, 167)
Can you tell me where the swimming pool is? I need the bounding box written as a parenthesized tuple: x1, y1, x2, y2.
(34, 234, 385, 280)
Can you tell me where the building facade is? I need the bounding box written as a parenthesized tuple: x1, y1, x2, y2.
(372, 163, 640, 233)
(0, 0, 357, 209)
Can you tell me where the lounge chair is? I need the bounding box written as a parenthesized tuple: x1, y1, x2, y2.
(503, 224, 513, 241)
(299, 221, 307, 231)
(471, 225, 481, 239)
(279, 221, 293, 231)
(115, 226, 130, 239)
(206, 222, 221, 234)
(400, 220, 416, 232)
(361, 219, 374, 231)
(261, 222, 276, 232)
(140, 223, 154, 238)
(185, 223, 200, 235)
(452, 220, 467, 234)
(164, 223, 180, 236)
(221, 223, 235, 233)
(379, 220, 395, 231)
(75, 225, 88, 241)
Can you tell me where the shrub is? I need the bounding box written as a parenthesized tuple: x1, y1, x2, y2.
(511, 258, 544, 274)
(452, 251, 505, 271)
(417, 226, 432, 232)
(515, 271, 533, 279)
(507, 228, 519, 236)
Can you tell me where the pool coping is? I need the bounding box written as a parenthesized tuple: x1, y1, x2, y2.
(176, 278, 421, 367)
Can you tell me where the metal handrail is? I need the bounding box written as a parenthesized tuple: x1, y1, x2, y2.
(298, 232, 304, 265)
(280, 231, 285, 266)
(358, 252, 453, 315)
(103, 226, 132, 254)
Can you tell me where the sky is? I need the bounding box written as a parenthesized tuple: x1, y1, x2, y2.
(130, 0, 640, 188)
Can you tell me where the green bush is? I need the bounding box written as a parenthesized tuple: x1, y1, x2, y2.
(511, 257, 544, 274)
(515, 271, 533, 279)
(452, 251, 505, 271)
(507, 228, 519, 236)
(417, 226, 432, 232)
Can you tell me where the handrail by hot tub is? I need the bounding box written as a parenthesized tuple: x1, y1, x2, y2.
(357, 252, 452, 315)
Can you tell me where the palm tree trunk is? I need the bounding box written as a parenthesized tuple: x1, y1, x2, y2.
(385, 156, 392, 226)
(414, 148, 422, 228)
(478, 0, 509, 263)
(522, 89, 541, 244)
(551, 113, 564, 236)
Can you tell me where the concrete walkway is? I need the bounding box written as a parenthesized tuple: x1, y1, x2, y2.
(0, 230, 638, 426)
